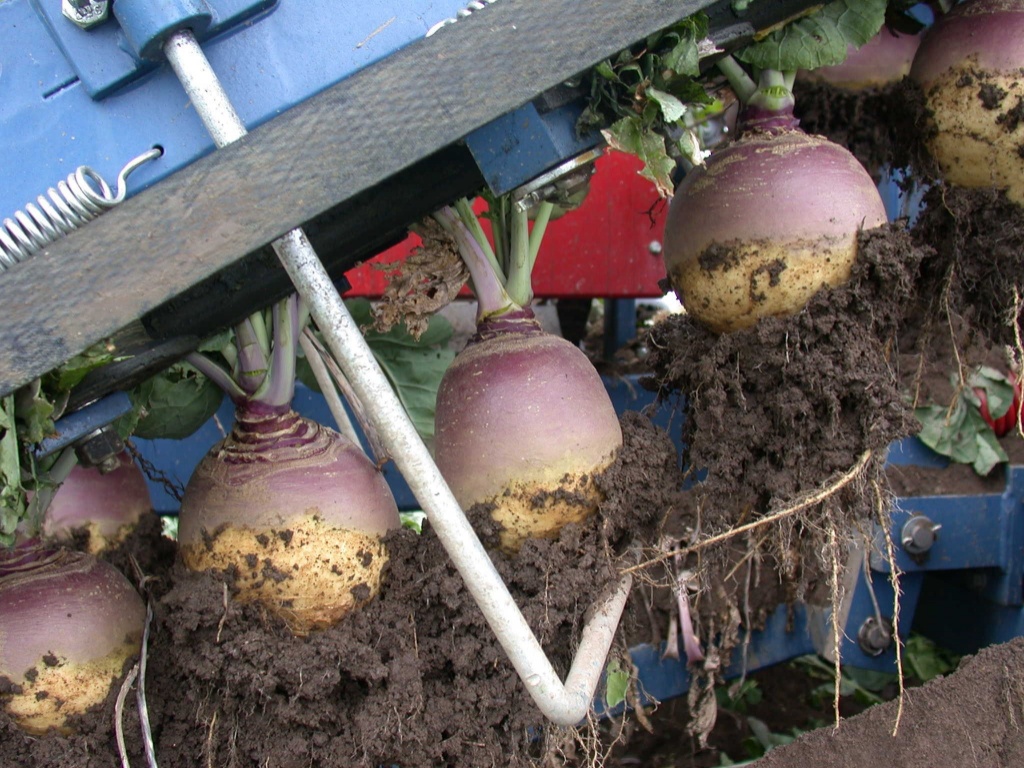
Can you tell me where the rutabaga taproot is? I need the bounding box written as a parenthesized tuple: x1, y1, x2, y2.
(0, 545, 144, 734)
(910, 0, 1024, 203)
(179, 295, 400, 635)
(802, 27, 922, 92)
(432, 204, 622, 552)
(664, 69, 887, 333)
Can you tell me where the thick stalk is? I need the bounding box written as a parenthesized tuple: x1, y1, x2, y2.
(716, 54, 757, 102)
(254, 296, 299, 407)
(454, 198, 505, 284)
(234, 316, 268, 395)
(185, 352, 246, 402)
(434, 207, 517, 319)
(23, 447, 78, 535)
(504, 204, 534, 307)
(528, 200, 555, 263)
(746, 68, 795, 115)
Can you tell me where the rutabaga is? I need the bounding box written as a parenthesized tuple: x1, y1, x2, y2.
(178, 295, 400, 635)
(910, 0, 1024, 203)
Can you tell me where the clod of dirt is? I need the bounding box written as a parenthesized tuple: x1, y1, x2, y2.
(753, 637, 1024, 768)
(910, 184, 1024, 350)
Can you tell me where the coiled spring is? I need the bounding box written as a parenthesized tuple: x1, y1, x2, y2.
(426, 0, 499, 37)
(0, 147, 163, 273)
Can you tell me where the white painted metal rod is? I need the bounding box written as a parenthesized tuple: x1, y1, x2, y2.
(163, 29, 632, 726)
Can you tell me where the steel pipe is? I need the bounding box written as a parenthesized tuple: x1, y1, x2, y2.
(162, 28, 631, 726)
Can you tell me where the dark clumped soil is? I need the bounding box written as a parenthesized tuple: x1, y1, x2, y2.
(0, 412, 682, 768)
(754, 638, 1024, 768)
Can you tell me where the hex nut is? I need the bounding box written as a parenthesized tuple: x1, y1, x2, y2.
(61, 0, 110, 31)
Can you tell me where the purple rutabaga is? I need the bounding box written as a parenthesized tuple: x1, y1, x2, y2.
(664, 69, 887, 333)
(41, 452, 151, 553)
(433, 203, 622, 552)
(434, 308, 622, 552)
(910, 0, 1024, 203)
(0, 545, 144, 734)
(179, 296, 400, 635)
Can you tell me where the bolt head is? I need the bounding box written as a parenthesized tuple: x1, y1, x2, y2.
(75, 427, 124, 469)
(61, 0, 109, 31)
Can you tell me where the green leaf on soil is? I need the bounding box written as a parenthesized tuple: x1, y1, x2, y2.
(0, 395, 26, 545)
(915, 400, 1008, 476)
(399, 511, 426, 535)
(604, 659, 629, 709)
(735, 0, 887, 72)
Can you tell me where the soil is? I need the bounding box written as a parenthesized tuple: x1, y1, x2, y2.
(0, 411, 684, 768)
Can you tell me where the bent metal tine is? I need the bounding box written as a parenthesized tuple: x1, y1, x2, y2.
(162, 27, 632, 727)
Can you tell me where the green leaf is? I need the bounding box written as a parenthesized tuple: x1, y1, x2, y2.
(129, 364, 225, 441)
(967, 367, 1015, 419)
(604, 659, 629, 709)
(647, 87, 687, 123)
(344, 299, 455, 444)
(736, 0, 887, 72)
(0, 395, 26, 539)
(915, 401, 1008, 476)
(15, 385, 56, 445)
(46, 341, 119, 392)
(602, 117, 676, 198)
(399, 511, 426, 535)
(905, 635, 958, 682)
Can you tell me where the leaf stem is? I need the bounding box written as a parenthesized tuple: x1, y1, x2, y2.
(186, 352, 247, 402)
(505, 203, 534, 307)
(454, 198, 505, 284)
(255, 296, 299, 407)
(528, 201, 554, 264)
(715, 54, 758, 103)
(434, 206, 518, 320)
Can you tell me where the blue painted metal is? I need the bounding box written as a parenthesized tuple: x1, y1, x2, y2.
(1, 0, 486, 220)
(603, 299, 637, 361)
(113, 0, 215, 61)
(464, 100, 603, 196)
(33, 391, 132, 458)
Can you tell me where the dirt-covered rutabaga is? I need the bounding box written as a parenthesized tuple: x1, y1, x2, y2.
(434, 309, 622, 552)
(0, 545, 144, 734)
(179, 405, 399, 635)
(664, 74, 887, 333)
(41, 452, 151, 553)
(665, 132, 887, 333)
(178, 295, 400, 635)
(432, 203, 622, 552)
(910, 0, 1024, 203)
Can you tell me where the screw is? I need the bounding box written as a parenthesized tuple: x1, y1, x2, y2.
(857, 616, 894, 657)
(901, 515, 941, 556)
(61, 0, 109, 31)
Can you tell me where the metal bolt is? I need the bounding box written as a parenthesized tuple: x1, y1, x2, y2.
(901, 515, 941, 556)
(857, 616, 894, 657)
(61, 0, 109, 30)
(74, 426, 124, 470)
(648, 240, 663, 255)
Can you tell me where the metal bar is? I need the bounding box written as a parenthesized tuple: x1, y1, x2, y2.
(163, 27, 632, 727)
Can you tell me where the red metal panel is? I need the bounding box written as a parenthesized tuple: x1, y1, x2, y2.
(343, 151, 669, 299)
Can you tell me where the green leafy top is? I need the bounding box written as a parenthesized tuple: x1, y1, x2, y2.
(735, 0, 888, 72)
(579, 14, 714, 196)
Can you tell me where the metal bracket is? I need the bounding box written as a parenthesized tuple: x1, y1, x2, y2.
(31, 0, 278, 99)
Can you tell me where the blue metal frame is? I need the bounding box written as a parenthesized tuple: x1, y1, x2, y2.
(1, 1, 483, 218)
